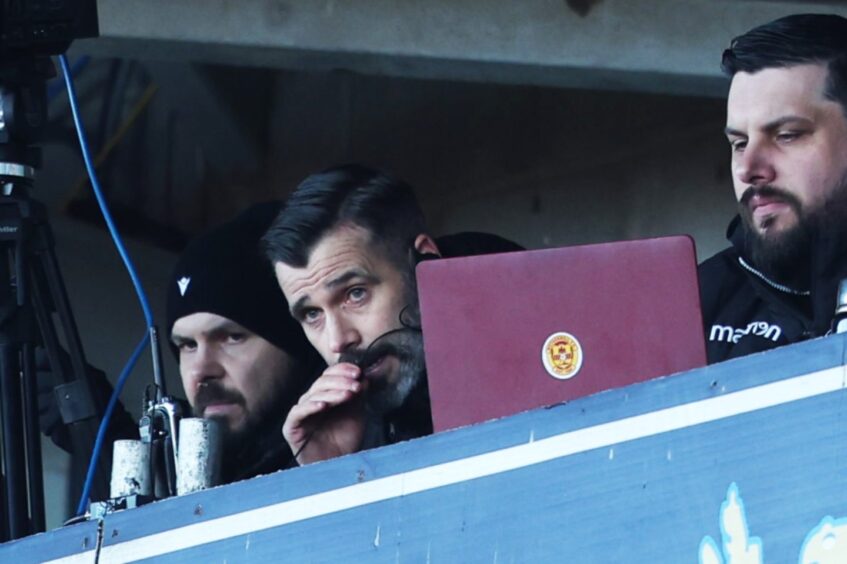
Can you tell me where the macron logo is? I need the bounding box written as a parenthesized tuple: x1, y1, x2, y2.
(709, 321, 782, 344)
(177, 277, 191, 296)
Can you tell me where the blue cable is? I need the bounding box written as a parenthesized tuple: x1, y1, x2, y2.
(48, 56, 89, 102)
(74, 333, 149, 517)
(59, 54, 158, 515)
(59, 54, 154, 327)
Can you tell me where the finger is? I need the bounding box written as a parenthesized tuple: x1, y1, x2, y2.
(286, 384, 363, 439)
(304, 388, 360, 406)
(284, 402, 324, 432)
(322, 362, 362, 379)
(300, 375, 362, 399)
(283, 401, 328, 440)
(315, 377, 362, 395)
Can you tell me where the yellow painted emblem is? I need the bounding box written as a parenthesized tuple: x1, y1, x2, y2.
(542, 332, 583, 380)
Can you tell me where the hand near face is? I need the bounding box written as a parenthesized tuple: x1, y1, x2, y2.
(282, 362, 367, 465)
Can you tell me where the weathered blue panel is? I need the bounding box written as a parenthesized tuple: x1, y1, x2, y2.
(4, 334, 846, 563)
(0, 519, 99, 562)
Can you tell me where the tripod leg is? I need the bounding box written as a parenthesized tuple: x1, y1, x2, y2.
(29, 215, 111, 504)
(0, 469, 5, 540)
(0, 344, 30, 540)
(33, 212, 92, 389)
(22, 342, 44, 532)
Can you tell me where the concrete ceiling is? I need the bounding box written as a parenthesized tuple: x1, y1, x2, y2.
(79, 0, 847, 97)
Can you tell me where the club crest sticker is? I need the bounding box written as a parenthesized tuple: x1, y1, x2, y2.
(542, 332, 583, 380)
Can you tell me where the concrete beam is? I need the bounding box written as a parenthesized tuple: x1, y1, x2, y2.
(79, 0, 847, 96)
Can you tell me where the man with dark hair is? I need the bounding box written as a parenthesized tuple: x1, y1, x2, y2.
(699, 14, 847, 362)
(167, 202, 320, 482)
(264, 164, 521, 465)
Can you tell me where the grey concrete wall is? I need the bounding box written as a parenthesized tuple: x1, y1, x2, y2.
(266, 70, 736, 259)
(84, 0, 847, 96)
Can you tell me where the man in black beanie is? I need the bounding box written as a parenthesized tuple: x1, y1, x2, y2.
(167, 202, 321, 483)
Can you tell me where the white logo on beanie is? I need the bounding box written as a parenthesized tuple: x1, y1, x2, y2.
(177, 277, 191, 296)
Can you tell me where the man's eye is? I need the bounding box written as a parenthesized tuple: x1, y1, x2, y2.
(177, 341, 196, 353)
(776, 131, 802, 143)
(729, 139, 747, 152)
(226, 333, 247, 344)
(348, 287, 368, 303)
(302, 309, 322, 324)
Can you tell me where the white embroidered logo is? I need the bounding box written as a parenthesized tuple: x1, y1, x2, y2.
(177, 277, 191, 296)
(709, 322, 782, 344)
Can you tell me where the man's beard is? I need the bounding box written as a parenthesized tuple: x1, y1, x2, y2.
(339, 326, 426, 415)
(739, 177, 847, 288)
(193, 382, 249, 449)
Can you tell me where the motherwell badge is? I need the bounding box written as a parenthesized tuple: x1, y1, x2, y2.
(542, 332, 583, 380)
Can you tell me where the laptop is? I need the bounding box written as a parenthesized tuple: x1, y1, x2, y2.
(417, 235, 706, 432)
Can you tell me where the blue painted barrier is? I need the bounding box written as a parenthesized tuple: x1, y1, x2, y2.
(3, 333, 846, 563)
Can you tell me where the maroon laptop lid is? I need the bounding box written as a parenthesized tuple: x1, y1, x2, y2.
(417, 235, 706, 432)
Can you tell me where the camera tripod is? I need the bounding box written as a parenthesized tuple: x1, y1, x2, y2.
(0, 56, 110, 542)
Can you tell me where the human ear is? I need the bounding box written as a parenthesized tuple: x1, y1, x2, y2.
(413, 234, 440, 258)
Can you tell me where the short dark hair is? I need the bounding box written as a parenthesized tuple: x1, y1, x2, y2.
(263, 164, 427, 268)
(721, 14, 847, 114)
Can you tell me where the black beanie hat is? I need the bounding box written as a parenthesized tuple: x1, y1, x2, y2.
(166, 201, 312, 361)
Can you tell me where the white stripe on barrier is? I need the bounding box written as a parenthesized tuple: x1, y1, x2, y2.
(44, 365, 845, 564)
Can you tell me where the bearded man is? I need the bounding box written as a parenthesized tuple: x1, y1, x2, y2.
(167, 202, 321, 482)
(263, 164, 521, 465)
(699, 14, 847, 362)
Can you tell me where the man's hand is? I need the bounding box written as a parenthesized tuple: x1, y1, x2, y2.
(282, 362, 367, 465)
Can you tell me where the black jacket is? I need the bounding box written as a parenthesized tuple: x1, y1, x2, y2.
(225, 415, 297, 482)
(699, 216, 846, 363)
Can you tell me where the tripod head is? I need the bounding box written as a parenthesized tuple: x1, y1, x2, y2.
(0, 57, 50, 194)
(0, 0, 99, 191)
